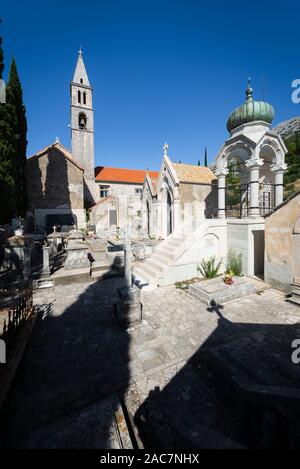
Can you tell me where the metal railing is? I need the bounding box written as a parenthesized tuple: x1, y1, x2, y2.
(0, 285, 33, 363)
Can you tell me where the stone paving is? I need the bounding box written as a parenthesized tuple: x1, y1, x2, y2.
(1, 278, 300, 448)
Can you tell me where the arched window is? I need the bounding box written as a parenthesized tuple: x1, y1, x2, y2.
(78, 91, 81, 103)
(78, 112, 87, 130)
(80, 78, 83, 84)
(83, 91, 86, 105)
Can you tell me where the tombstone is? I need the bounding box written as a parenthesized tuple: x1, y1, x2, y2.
(64, 231, 89, 270)
(22, 247, 31, 284)
(41, 245, 51, 277)
(47, 226, 63, 257)
(115, 230, 142, 327)
(37, 244, 54, 288)
(12, 217, 23, 235)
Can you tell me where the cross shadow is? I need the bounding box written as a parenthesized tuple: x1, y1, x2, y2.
(0, 275, 132, 449)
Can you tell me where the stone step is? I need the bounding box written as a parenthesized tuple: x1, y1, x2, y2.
(90, 269, 120, 280)
(132, 266, 157, 286)
(90, 261, 113, 273)
(151, 250, 177, 262)
(135, 262, 159, 279)
(286, 294, 300, 307)
(292, 283, 300, 296)
(145, 258, 166, 273)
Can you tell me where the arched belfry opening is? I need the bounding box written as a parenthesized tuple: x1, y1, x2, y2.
(78, 112, 87, 130)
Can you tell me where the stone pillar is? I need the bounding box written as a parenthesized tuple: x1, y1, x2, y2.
(42, 245, 51, 277)
(271, 164, 287, 207)
(124, 236, 132, 288)
(22, 247, 31, 283)
(214, 168, 228, 219)
(245, 157, 264, 217)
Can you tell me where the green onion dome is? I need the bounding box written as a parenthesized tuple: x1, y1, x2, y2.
(227, 80, 275, 132)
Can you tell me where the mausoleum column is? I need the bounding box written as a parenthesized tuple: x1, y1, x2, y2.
(271, 163, 287, 207)
(214, 168, 228, 219)
(245, 157, 264, 217)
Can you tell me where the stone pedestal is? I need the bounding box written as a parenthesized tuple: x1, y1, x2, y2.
(64, 241, 90, 270)
(115, 285, 142, 327)
(37, 245, 54, 288)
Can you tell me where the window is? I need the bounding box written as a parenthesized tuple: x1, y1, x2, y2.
(135, 188, 142, 194)
(100, 185, 110, 198)
(78, 91, 81, 103)
(109, 209, 117, 227)
(83, 91, 86, 105)
(78, 112, 87, 130)
(80, 78, 83, 84)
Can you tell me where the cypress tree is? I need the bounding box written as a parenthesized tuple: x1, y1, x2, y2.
(6, 57, 28, 216)
(0, 35, 18, 223)
(204, 147, 208, 167)
(197, 159, 200, 166)
(0, 34, 4, 79)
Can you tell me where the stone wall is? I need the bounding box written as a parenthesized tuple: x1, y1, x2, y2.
(227, 219, 265, 276)
(93, 182, 143, 236)
(264, 192, 300, 292)
(178, 183, 217, 225)
(26, 147, 85, 229)
(26, 147, 84, 210)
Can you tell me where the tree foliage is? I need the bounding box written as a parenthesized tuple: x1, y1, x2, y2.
(6, 57, 28, 216)
(283, 131, 300, 198)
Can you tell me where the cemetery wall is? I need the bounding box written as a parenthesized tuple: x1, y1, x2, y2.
(264, 192, 300, 291)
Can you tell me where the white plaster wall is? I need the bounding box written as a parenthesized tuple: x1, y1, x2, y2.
(227, 219, 265, 275)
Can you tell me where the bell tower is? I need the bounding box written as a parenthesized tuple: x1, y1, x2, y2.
(70, 48, 95, 205)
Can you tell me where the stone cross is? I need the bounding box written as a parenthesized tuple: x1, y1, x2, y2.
(124, 227, 132, 288)
(163, 142, 169, 157)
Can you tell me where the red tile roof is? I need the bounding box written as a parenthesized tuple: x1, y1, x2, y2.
(95, 166, 159, 184)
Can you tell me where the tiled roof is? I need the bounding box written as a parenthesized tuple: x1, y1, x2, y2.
(95, 166, 159, 184)
(172, 163, 216, 184)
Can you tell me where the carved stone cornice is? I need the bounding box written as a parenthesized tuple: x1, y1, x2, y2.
(214, 167, 229, 177)
(245, 157, 264, 169)
(270, 163, 287, 172)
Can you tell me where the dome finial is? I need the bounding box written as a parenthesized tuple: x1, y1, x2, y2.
(246, 76, 253, 102)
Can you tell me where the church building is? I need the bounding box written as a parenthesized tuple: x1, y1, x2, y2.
(26, 50, 158, 234)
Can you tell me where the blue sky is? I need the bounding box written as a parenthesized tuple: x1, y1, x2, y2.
(1, 0, 300, 169)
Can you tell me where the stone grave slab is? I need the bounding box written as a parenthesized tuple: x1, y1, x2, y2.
(189, 276, 255, 305)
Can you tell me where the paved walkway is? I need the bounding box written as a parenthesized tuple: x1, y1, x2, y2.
(1, 278, 300, 448)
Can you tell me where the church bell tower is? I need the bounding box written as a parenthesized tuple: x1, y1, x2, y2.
(70, 49, 95, 206)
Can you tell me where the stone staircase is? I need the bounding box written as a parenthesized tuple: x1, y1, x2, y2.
(286, 283, 300, 307)
(132, 220, 225, 287)
(132, 232, 188, 287)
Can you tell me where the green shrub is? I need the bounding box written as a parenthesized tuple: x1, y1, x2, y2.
(197, 256, 222, 279)
(227, 250, 242, 276)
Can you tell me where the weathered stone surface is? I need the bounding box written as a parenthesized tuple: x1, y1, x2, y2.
(1, 281, 299, 449)
(115, 285, 142, 327)
(64, 241, 90, 270)
(265, 192, 300, 292)
(189, 276, 255, 305)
